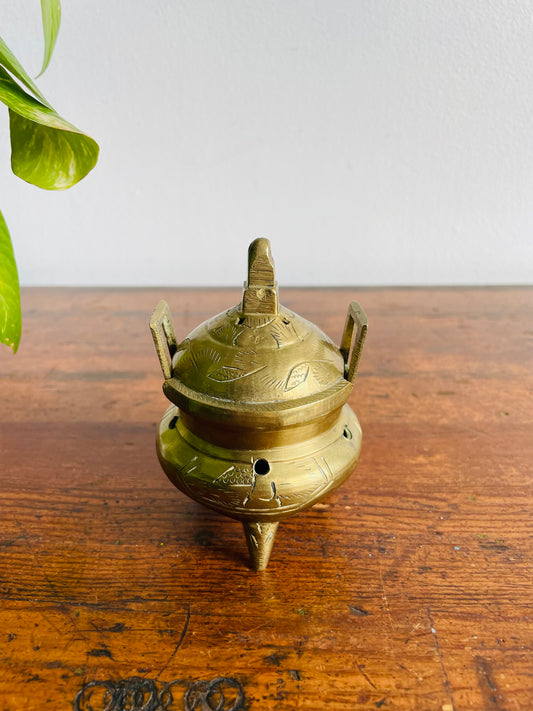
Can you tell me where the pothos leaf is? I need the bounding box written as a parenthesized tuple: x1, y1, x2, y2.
(0, 211, 21, 353)
(38, 0, 61, 77)
(0, 66, 99, 189)
(0, 36, 52, 108)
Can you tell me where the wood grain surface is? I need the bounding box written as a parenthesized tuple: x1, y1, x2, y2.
(0, 287, 531, 710)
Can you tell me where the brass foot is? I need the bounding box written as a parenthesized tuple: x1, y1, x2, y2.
(242, 521, 279, 571)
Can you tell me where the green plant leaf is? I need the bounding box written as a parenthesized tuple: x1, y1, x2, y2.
(0, 211, 21, 353)
(0, 36, 52, 109)
(0, 66, 99, 189)
(38, 0, 61, 77)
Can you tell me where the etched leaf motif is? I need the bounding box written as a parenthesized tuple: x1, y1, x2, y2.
(284, 362, 309, 391)
(208, 366, 246, 382)
(208, 364, 265, 382)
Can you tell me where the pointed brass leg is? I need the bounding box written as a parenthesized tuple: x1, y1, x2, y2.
(242, 521, 279, 571)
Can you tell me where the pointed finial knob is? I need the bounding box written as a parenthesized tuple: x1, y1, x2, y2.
(241, 238, 278, 315)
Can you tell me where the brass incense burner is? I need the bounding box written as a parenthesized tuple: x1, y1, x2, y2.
(150, 239, 367, 570)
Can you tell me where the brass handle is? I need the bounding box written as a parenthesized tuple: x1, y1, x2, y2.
(340, 301, 368, 383)
(150, 300, 178, 380)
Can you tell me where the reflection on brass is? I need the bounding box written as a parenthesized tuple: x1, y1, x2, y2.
(150, 238, 367, 570)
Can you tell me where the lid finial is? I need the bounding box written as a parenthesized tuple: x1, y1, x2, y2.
(241, 238, 278, 315)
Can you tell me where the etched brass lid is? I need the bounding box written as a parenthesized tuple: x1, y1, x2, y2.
(151, 239, 364, 428)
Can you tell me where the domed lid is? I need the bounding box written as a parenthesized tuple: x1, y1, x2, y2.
(151, 239, 366, 429)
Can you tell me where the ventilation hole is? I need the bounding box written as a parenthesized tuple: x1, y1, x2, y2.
(253, 458, 270, 475)
(237, 316, 245, 325)
(282, 317, 290, 325)
(343, 426, 352, 440)
(168, 415, 178, 430)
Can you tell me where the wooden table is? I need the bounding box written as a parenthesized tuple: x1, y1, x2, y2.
(1, 287, 531, 711)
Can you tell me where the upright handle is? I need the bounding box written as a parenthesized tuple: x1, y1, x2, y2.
(150, 300, 178, 380)
(340, 301, 368, 383)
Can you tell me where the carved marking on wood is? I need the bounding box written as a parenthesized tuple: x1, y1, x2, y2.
(74, 676, 245, 711)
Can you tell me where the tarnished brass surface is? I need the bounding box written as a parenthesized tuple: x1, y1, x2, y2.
(150, 238, 367, 570)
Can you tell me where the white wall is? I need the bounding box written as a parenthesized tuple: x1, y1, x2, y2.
(0, 0, 532, 286)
